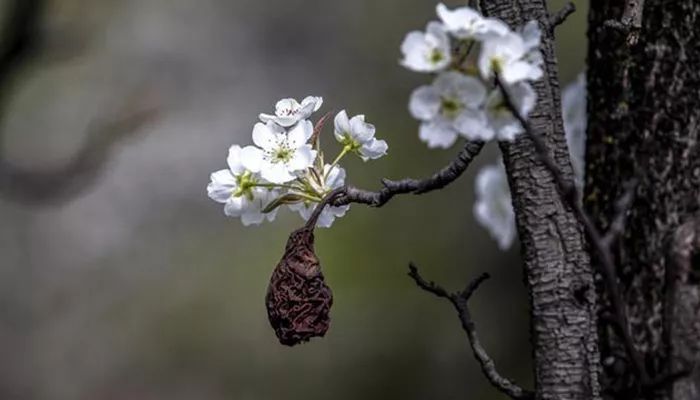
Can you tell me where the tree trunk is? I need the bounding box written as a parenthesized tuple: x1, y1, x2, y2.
(481, 1, 601, 399)
(587, 1, 700, 399)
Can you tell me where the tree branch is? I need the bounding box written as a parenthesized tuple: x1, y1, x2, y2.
(333, 140, 484, 207)
(549, 2, 576, 30)
(495, 75, 649, 386)
(407, 263, 534, 400)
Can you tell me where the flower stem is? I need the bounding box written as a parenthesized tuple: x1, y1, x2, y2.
(325, 146, 350, 179)
(253, 183, 299, 191)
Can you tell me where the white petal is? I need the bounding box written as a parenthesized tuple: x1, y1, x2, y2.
(409, 85, 440, 121)
(419, 120, 458, 149)
(521, 20, 541, 51)
(400, 31, 425, 58)
(454, 109, 493, 141)
(207, 170, 236, 203)
(240, 146, 264, 173)
(301, 96, 323, 112)
(452, 75, 488, 108)
(474, 18, 510, 39)
(359, 139, 388, 161)
(436, 3, 483, 39)
(511, 82, 537, 116)
(224, 196, 246, 217)
(258, 113, 276, 124)
(474, 163, 516, 249)
(288, 145, 316, 171)
(324, 164, 346, 188)
(287, 120, 313, 148)
(562, 74, 587, 188)
(333, 110, 351, 142)
(226, 145, 245, 175)
(271, 115, 300, 127)
(349, 115, 376, 143)
(260, 162, 295, 184)
(501, 60, 541, 85)
(252, 122, 280, 151)
(496, 121, 523, 141)
(241, 211, 266, 226)
(275, 98, 301, 116)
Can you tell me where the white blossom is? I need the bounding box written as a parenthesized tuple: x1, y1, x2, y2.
(562, 74, 587, 189)
(333, 110, 388, 161)
(400, 21, 452, 73)
(478, 21, 543, 85)
(240, 120, 317, 184)
(474, 160, 516, 250)
(259, 96, 323, 127)
(207, 145, 278, 226)
(481, 82, 537, 141)
(436, 3, 509, 40)
(289, 165, 350, 228)
(409, 71, 488, 148)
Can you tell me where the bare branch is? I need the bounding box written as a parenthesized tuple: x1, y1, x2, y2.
(549, 2, 576, 30)
(333, 140, 484, 207)
(408, 263, 534, 400)
(495, 75, 650, 385)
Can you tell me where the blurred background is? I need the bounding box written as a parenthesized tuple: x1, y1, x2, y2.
(0, 0, 586, 399)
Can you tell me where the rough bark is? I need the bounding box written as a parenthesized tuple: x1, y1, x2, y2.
(587, 1, 700, 399)
(481, 1, 601, 399)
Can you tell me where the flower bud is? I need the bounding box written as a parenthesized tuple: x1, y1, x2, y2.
(265, 227, 333, 346)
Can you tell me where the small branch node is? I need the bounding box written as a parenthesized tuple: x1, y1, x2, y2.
(549, 2, 576, 30)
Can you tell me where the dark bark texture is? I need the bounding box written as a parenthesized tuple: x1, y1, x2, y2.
(587, 1, 700, 399)
(481, 1, 601, 399)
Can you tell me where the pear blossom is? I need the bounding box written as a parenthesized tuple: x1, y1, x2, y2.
(409, 71, 488, 148)
(474, 160, 516, 250)
(436, 3, 509, 40)
(333, 110, 388, 161)
(400, 21, 452, 73)
(241, 120, 317, 184)
(207, 145, 278, 226)
(289, 165, 350, 228)
(480, 82, 537, 141)
(562, 74, 587, 189)
(259, 96, 323, 127)
(478, 21, 543, 84)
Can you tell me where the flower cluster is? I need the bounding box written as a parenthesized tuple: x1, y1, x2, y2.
(401, 3, 542, 148)
(473, 75, 587, 250)
(207, 97, 388, 227)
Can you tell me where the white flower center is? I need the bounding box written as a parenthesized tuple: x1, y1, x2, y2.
(264, 137, 294, 164)
(440, 96, 463, 119)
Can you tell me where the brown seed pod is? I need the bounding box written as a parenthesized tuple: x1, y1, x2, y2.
(265, 188, 344, 346)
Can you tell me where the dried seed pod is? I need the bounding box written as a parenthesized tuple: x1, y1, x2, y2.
(265, 188, 344, 346)
(265, 227, 333, 346)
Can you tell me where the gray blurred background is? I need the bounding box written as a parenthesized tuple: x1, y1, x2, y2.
(0, 1, 586, 399)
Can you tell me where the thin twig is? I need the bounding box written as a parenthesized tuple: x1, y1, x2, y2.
(332, 140, 484, 207)
(549, 2, 576, 30)
(408, 263, 534, 400)
(494, 75, 649, 385)
(304, 187, 346, 230)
